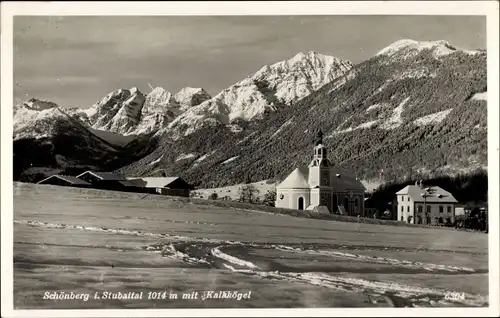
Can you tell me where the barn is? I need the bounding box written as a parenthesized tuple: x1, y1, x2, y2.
(37, 175, 92, 188)
(75, 171, 146, 192)
(126, 177, 194, 197)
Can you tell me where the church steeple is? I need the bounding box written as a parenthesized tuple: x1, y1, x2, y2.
(309, 130, 330, 167)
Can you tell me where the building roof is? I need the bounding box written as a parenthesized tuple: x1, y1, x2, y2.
(329, 167, 366, 192)
(396, 185, 458, 203)
(37, 175, 91, 186)
(277, 167, 311, 189)
(76, 171, 125, 181)
(277, 166, 366, 192)
(126, 177, 192, 189)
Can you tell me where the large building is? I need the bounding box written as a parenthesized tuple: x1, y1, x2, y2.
(275, 131, 365, 215)
(395, 181, 458, 225)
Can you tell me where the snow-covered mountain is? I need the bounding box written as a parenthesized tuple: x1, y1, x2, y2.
(174, 87, 212, 110)
(82, 86, 213, 136)
(376, 39, 481, 61)
(165, 51, 353, 137)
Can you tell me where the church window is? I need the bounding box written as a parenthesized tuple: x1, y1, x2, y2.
(279, 194, 284, 200)
(401, 206, 404, 212)
(407, 206, 410, 212)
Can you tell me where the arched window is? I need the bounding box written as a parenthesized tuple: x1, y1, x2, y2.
(298, 197, 304, 210)
(332, 195, 338, 213)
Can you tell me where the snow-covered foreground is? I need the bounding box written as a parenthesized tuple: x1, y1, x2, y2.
(13, 183, 488, 309)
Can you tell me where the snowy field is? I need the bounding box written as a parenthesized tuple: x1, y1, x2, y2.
(13, 182, 488, 309)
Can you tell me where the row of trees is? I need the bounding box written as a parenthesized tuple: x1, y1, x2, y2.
(207, 184, 277, 207)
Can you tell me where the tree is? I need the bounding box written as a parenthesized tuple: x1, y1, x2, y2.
(262, 189, 277, 206)
(238, 184, 260, 204)
(209, 192, 218, 200)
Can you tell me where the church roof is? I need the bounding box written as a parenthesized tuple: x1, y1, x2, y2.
(329, 167, 366, 192)
(277, 166, 366, 192)
(277, 167, 310, 189)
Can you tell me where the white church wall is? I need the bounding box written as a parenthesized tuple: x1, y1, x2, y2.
(275, 188, 310, 210)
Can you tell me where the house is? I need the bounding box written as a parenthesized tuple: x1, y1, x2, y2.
(126, 177, 194, 197)
(37, 175, 92, 188)
(75, 171, 144, 192)
(395, 181, 458, 225)
(275, 130, 366, 215)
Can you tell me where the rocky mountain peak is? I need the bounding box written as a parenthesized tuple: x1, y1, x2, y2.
(174, 87, 212, 109)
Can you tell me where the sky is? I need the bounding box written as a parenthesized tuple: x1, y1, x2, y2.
(14, 15, 486, 108)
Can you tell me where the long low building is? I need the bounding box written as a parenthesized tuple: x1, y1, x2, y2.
(37, 171, 195, 198)
(126, 177, 194, 197)
(37, 175, 92, 188)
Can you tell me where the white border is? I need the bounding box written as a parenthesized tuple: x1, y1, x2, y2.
(1, 1, 499, 317)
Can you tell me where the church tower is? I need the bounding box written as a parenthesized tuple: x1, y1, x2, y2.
(308, 130, 333, 211)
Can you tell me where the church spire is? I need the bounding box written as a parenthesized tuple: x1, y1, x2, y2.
(314, 129, 324, 146)
(309, 129, 330, 167)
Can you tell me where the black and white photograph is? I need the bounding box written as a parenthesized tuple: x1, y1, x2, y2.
(1, 1, 499, 317)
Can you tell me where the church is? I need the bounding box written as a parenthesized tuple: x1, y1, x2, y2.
(275, 130, 366, 216)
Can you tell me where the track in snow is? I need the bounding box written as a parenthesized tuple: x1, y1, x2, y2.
(14, 219, 488, 308)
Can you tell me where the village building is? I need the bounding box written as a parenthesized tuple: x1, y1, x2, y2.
(395, 181, 458, 225)
(37, 175, 92, 188)
(75, 171, 143, 192)
(126, 177, 194, 197)
(275, 131, 365, 215)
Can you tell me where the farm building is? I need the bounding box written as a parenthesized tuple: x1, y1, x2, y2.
(395, 181, 458, 225)
(126, 177, 194, 197)
(275, 130, 366, 216)
(37, 175, 91, 188)
(75, 171, 146, 192)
